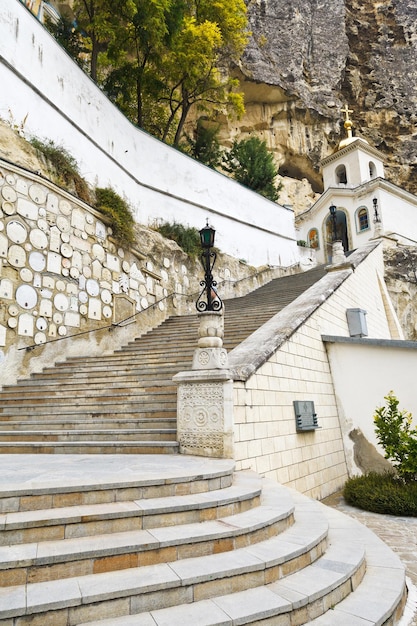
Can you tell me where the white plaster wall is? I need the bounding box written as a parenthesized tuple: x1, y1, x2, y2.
(378, 188, 417, 244)
(233, 244, 395, 499)
(325, 341, 417, 461)
(0, 0, 298, 267)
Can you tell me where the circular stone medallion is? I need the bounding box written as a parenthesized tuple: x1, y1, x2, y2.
(61, 243, 73, 258)
(37, 218, 49, 232)
(53, 312, 63, 325)
(56, 216, 70, 233)
(34, 332, 47, 345)
(7, 220, 27, 244)
(86, 278, 99, 297)
(103, 305, 112, 319)
(20, 268, 33, 283)
(29, 184, 47, 204)
(7, 317, 18, 329)
(29, 229, 48, 250)
(79, 291, 88, 304)
(29, 251, 46, 272)
(56, 280, 66, 292)
(36, 317, 48, 331)
(92, 244, 105, 262)
(70, 267, 80, 279)
(16, 285, 38, 309)
(58, 326, 67, 337)
(101, 289, 112, 304)
(2, 186, 17, 202)
(59, 200, 72, 215)
(8, 305, 19, 317)
(54, 293, 69, 311)
(2, 201, 16, 216)
(8, 245, 26, 268)
(5, 174, 15, 185)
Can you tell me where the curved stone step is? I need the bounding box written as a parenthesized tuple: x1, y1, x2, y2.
(0, 456, 235, 513)
(0, 481, 295, 586)
(0, 488, 330, 623)
(0, 472, 264, 545)
(76, 506, 405, 626)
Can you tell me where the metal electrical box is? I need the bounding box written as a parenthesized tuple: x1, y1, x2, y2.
(293, 401, 319, 432)
(346, 308, 368, 337)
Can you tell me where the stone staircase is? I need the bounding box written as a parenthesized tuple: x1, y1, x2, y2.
(0, 455, 406, 625)
(0, 267, 327, 454)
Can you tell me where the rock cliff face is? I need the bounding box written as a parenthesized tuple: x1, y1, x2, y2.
(225, 0, 417, 203)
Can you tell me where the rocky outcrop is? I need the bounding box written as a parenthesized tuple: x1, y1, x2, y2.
(384, 246, 417, 341)
(225, 0, 417, 200)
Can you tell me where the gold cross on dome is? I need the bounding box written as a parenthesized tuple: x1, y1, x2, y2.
(341, 104, 353, 123)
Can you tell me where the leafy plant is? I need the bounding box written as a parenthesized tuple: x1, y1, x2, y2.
(374, 391, 417, 482)
(94, 187, 135, 245)
(344, 472, 417, 516)
(29, 138, 91, 203)
(221, 136, 282, 202)
(180, 120, 223, 169)
(297, 240, 307, 247)
(153, 221, 201, 258)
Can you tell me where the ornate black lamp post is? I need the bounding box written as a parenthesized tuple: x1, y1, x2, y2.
(196, 221, 223, 312)
(329, 205, 338, 241)
(373, 197, 381, 223)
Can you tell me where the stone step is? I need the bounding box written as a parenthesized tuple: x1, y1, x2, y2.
(0, 396, 177, 410)
(0, 480, 294, 587)
(0, 472, 263, 545)
(77, 506, 406, 626)
(0, 429, 177, 442)
(0, 441, 180, 455)
(0, 485, 331, 623)
(0, 406, 177, 419)
(0, 456, 236, 513)
(0, 388, 176, 401)
(0, 418, 177, 430)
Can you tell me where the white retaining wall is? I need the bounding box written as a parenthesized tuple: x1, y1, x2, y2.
(0, 0, 298, 268)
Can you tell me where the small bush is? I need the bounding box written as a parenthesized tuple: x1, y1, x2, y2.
(374, 391, 417, 482)
(344, 472, 417, 516)
(153, 221, 201, 259)
(29, 137, 91, 202)
(94, 187, 135, 245)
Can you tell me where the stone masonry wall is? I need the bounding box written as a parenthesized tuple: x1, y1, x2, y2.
(232, 244, 395, 500)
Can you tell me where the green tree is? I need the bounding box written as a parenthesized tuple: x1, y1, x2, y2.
(221, 136, 281, 202)
(104, 0, 248, 143)
(181, 119, 223, 168)
(374, 391, 417, 482)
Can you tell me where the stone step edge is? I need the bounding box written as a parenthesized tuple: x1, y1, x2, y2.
(0, 458, 235, 506)
(0, 442, 179, 455)
(0, 487, 296, 583)
(0, 496, 331, 619)
(77, 507, 405, 626)
(0, 473, 264, 538)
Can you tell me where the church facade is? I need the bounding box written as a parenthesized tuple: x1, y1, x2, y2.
(295, 107, 417, 264)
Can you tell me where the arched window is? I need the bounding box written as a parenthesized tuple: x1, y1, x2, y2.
(369, 161, 376, 179)
(335, 164, 347, 184)
(308, 228, 319, 249)
(357, 207, 369, 232)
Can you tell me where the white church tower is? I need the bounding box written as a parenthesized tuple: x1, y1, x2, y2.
(296, 105, 417, 264)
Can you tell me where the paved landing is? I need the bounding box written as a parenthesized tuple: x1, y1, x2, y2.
(0, 454, 235, 494)
(323, 491, 417, 626)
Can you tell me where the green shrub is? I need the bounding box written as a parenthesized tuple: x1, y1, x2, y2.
(29, 138, 91, 203)
(153, 221, 201, 259)
(94, 187, 135, 246)
(374, 391, 417, 482)
(344, 472, 417, 516)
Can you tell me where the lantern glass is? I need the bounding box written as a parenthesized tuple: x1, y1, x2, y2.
(200, 224, 215, 249)
(329, 205, 336, 216)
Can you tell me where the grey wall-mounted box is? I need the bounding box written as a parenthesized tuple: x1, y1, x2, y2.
(346, 308, 368, 337)
(293, 400, 319, 431)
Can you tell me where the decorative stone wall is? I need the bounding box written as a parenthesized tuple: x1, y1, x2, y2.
(0, 160, 196, 383)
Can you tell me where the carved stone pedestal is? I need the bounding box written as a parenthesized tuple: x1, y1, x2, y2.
(331, 240, 347, 265)
(173, 310, 234, 459)
(173, 369, 234, 458)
